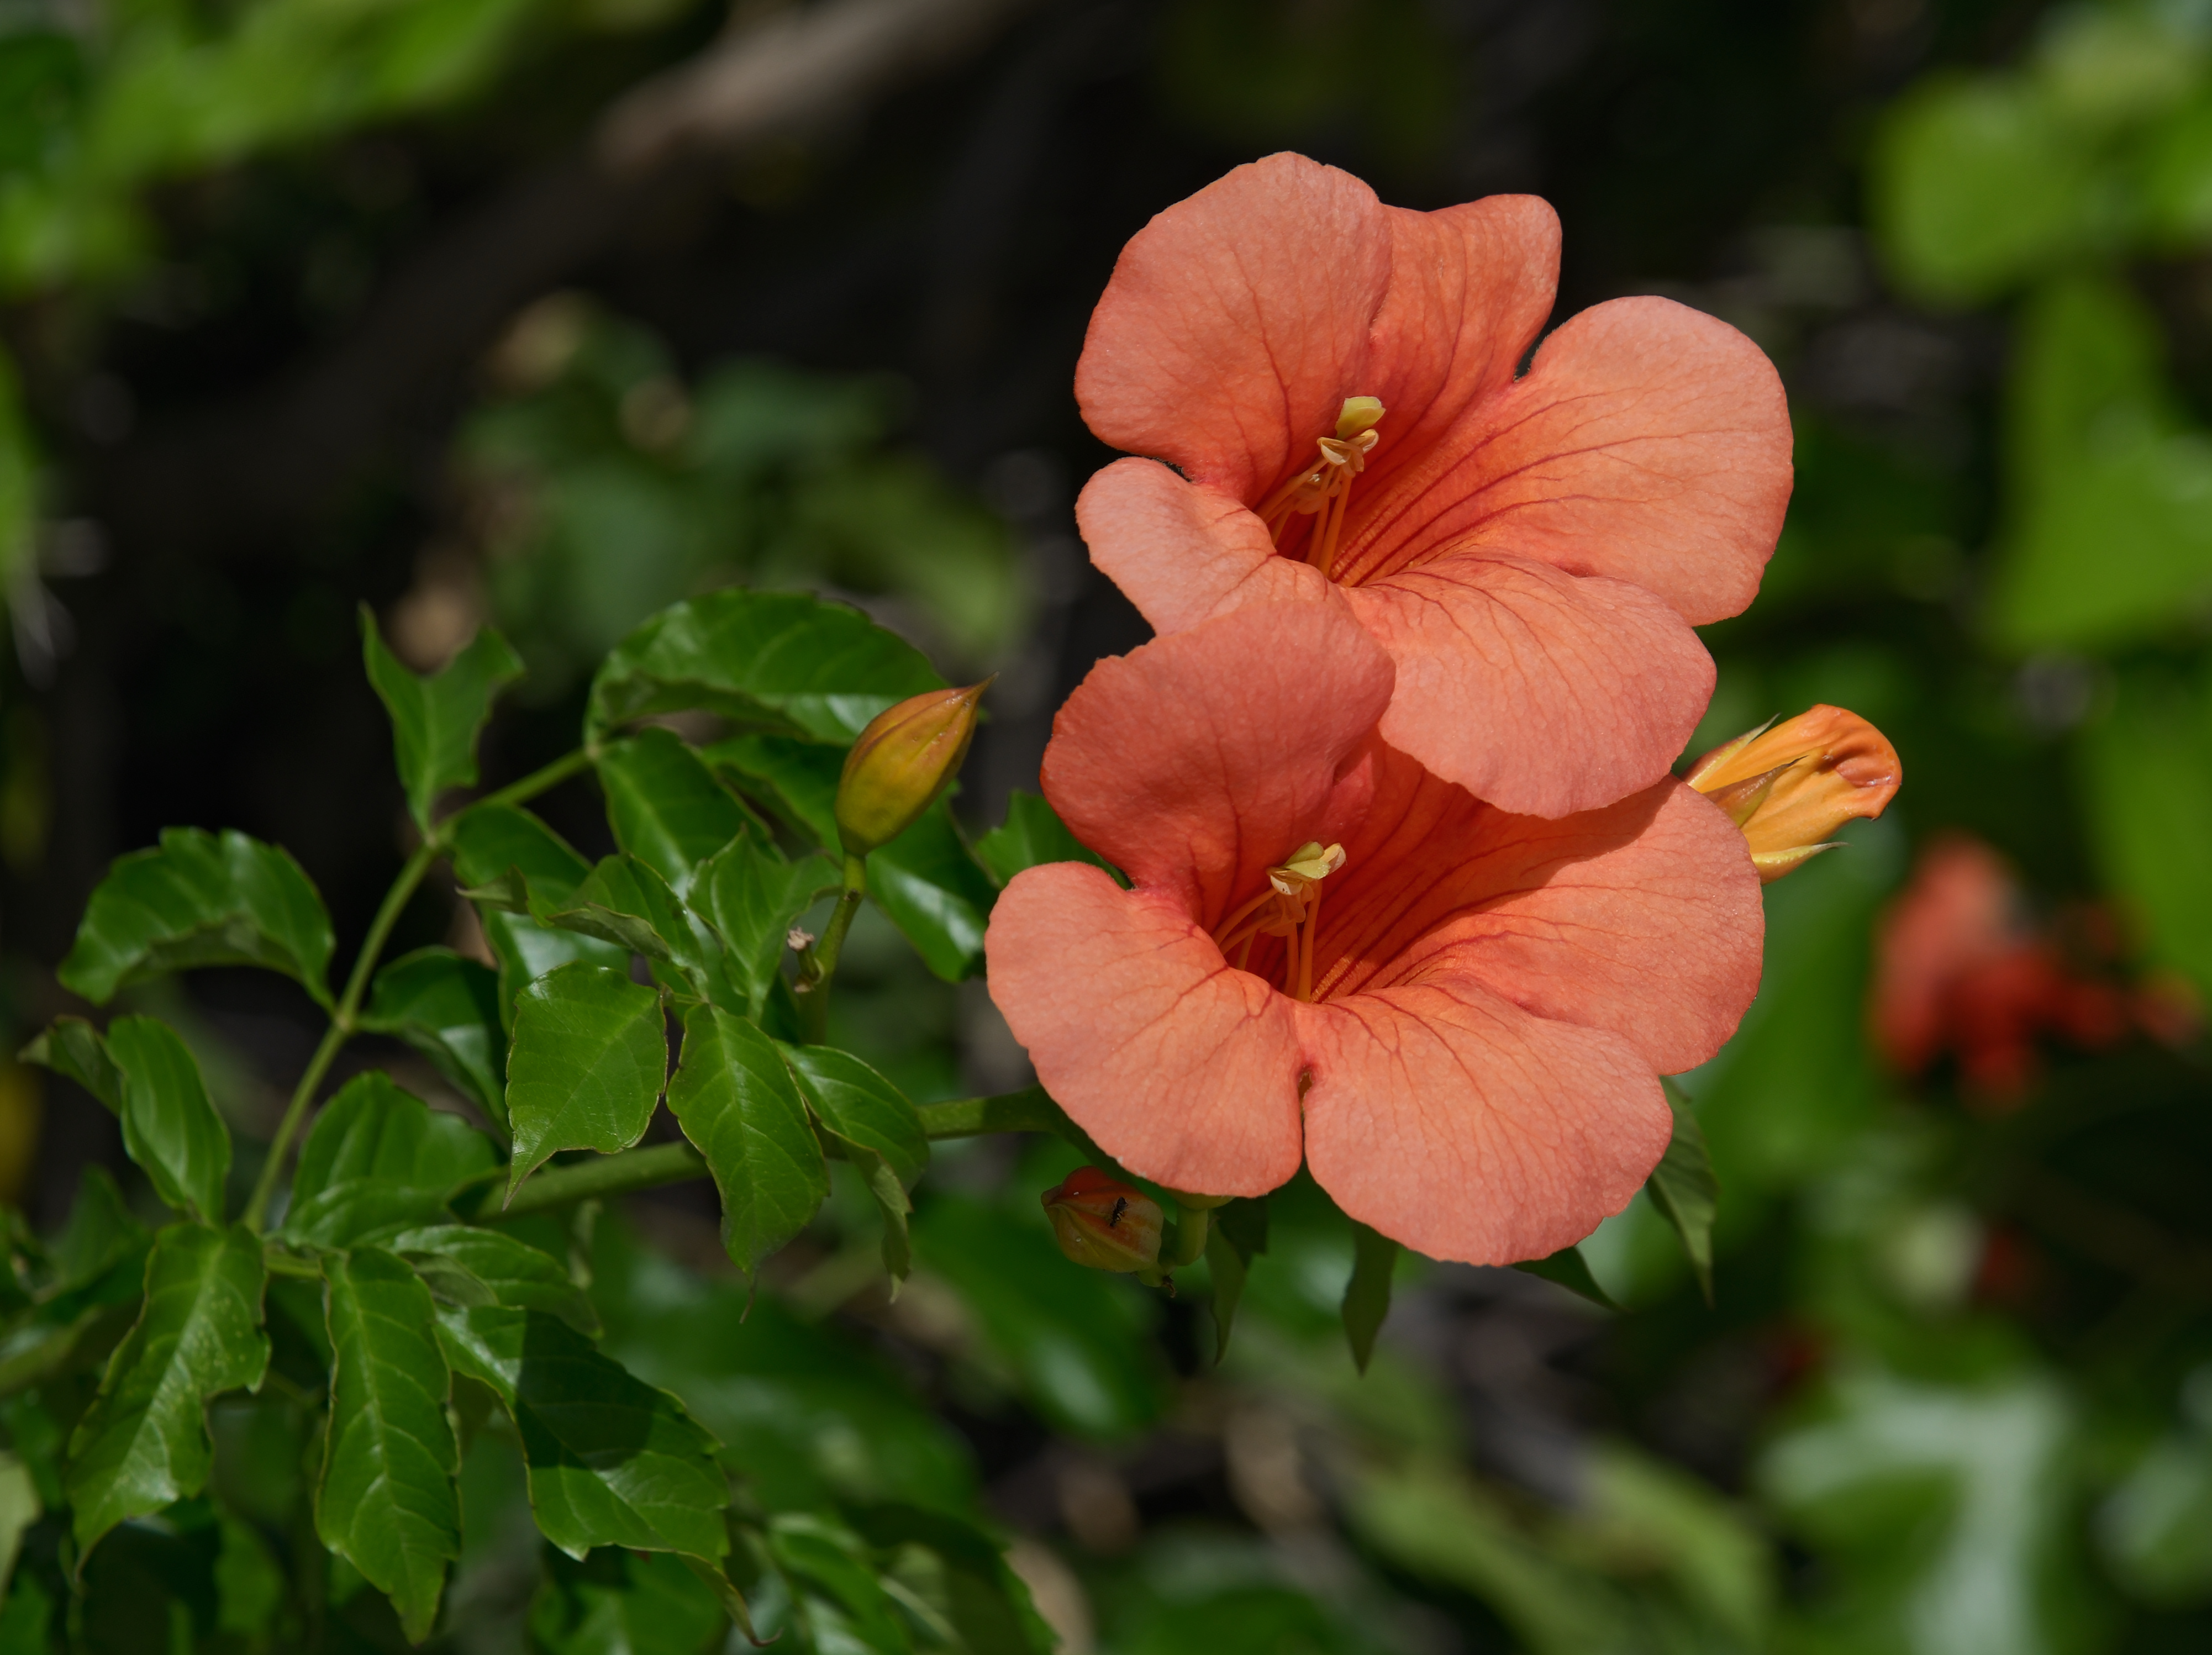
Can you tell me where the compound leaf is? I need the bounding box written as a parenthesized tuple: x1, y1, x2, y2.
(867, 797, 996, 982)
(282, 1072, 499, 1250)
(666, 1006, 828, 1277)
(387, 1225, 599, 1336)
(596, 729, 751, 899)
(106, 1016, 230, 1227)
(20, 1016, 123, 1114)
(694, 829, 840, 1020)
(778, 1044, 926, 1186)
(66, 1224, 269, 1559)
(975, 790, 1120, 886)
(59, 828, 334, 1008)
(505, 963, 667, 1196)
(449, 806, 627, 1030)
(588, 589, 942, 745)
(361, 947, 509, 1128)
(318, 1247, 460, 1643)
(362, 612, 524, 832)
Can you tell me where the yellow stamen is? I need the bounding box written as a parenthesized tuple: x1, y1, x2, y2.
(1212, 841, 1344, 1002)
(1254, 398, 1384, 578)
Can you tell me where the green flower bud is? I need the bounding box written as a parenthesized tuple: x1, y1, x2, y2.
(835, 680, 990, 857)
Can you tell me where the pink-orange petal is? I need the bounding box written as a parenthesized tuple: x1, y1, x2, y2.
(1340, 551, 1715, 819)
(1399, 779, 1766, 1076)
(1075, 154, 1393, 504)
(1040, 601, 1394, 924)
(1075, 458, 1328, 634)
(1338, 296, 1792, 623)
(986, 864, 1304, 1197)
(1298, 977, 1671, 1265)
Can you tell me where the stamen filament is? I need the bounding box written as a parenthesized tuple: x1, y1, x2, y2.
(1257, 398, 1383, 578)
(1296, 879, 1321, 1003)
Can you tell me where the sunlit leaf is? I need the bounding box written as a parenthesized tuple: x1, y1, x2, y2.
(666, 1006, 828, 1277)
(280, 1072, 499, 1249)
(106, 1016, 230, 1227)
(360, 946, 508, 1127)
(59, 828, 335, 1008)
(66, 1224, 270, 1558)
(317, 1246, 459, 1643)
(505, 962, 667, 1195)
(361, 611, 523, 832)
(596, 728, 753, 898)
(587, 588, 942, 745)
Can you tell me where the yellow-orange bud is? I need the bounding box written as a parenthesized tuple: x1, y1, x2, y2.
(1687, 704, 1902, 883)
(835, 681, 990, 857)
(1041, 1167, 1163, 1274)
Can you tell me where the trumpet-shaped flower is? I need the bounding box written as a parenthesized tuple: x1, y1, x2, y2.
(1074, 153, 1792, 818)
(983, 602, 1764, 1266)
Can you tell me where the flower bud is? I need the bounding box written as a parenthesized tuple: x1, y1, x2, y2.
(1687, 704, 1902, 883)
(1041, 1167, 1163, 1274)
(835, 681, 990, 857)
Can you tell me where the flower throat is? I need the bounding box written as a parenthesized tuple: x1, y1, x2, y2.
(1210, 841, 1346, 1003)
(1255, 397, 1385, 579)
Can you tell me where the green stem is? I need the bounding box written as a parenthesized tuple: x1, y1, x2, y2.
(796, 853, 867, 1044)
(484, 1087, 1088, 1220)
(242, 837, 440, 1233)
(467, 745, 594, 816)
(496, 1140, 708, 1219)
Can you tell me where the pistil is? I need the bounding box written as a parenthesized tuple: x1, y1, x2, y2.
(1211, 840, 1345, 1002)
(1255, 398, 1384, 579)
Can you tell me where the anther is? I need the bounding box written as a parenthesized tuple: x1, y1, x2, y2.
(1256, 398, 1385, 579)
(1212, 841, 1346, 1003)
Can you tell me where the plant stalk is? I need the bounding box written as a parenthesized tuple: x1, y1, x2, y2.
(795, 853, 867, 1043)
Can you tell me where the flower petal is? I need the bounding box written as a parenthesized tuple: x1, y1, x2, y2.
(1041, 600, 1393, 923)
(1076, 154, 1558, 507)
(1337, 296, 1792, 624)
(985, 864, 1304, 1197)
(1341, 551, 1715, 818)
(1298, 977, 1670, 1264)
(1075, 457, 1327, 634)
(1315, 768, 1763, 1076)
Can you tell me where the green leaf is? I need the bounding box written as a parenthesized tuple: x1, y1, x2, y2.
(587, 588, 942, 745)
(48, 1167, 146, 1297)
(1513, 1246, 1620, 1311)
(66, 1224, 270, 1559)
(1989, 277, 2212, 651)
(1869, 73, 2108, 307)
(545, 856, 730, 1002)
(848, 1505, 1057, 1655)
(387, 1225, 599, 1336)
(703, 733, 842, 846)
(59, 827, 335, 1008)
(1648, 1081, 1720, 1308)
(867, 797, 997, 981)
(106, 1016, 231, 1226)
(2081, 662, 2212, 1003)
(596, 729, 752, 898)
(766, 1511, 914, 1653)
(975, 789, 1120, 886)
(666, 1006, 828, 1277)
(778, 1044, 928, 1185)
(1205, 1197, 1268, 1364)
(693, 829, 840, 1020)
(281, 1072, 500, 1249)
(915, 1197, 1166, 1438)
(531, 1547, 726, 1655)
(361, 610, 524, 832)
(432, 1306, 731, 1563)
(449, 805, 628, 1030)
(1341, 1222, 1398, 1373)
(19, 1016, 123, 1114)
(0, 1451, 40, 1595)
(318, 1246, 460, 1643)
(505, 962, 668, 1196)
(360, 947, 509, 1127)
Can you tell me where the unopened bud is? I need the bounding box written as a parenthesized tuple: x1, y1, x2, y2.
(1687, 704, 1902, 883)
(835, 681, 991, 857)
(1042, 1167, 1163, 1274)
